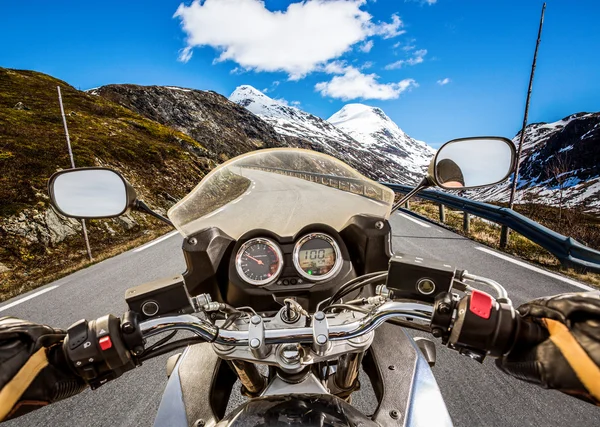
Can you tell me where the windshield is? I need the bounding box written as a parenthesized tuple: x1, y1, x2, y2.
(168, 148, 395, 239)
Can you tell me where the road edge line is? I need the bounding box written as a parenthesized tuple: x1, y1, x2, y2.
(475, 246, 594, 291)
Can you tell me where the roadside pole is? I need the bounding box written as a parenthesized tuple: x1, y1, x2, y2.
(500, 2, 546, 249)
(57, 86, 93, 261)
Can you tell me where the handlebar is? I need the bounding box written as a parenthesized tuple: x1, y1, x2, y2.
(63, 291, 547, 389)
(139, 301, 434, 346)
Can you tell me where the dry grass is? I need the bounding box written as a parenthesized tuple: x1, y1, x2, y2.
(409, 200, 600, 289)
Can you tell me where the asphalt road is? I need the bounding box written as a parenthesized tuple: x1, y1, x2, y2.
(179, 167, 390, 239)
(1, 210, 598, 426)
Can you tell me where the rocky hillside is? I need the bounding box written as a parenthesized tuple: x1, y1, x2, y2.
(229, 85, 434, 184)
(0, 68, 220, 295)
(475, 112, 600, 211)
(91, 84, 297, 162)
(0, 69, 292, 298)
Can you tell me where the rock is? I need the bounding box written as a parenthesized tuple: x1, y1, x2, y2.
(2, 208, 80, 245)
(0, 263, 10, 273)
(13, 102, 30, 110)
(117, 214, 137, 230)
(104, 222, 117, 235)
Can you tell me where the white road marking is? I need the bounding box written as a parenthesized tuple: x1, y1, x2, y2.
(397, 213, 431, 228)
(475, 246, 594, 291)
(133, 231, 179, 253)
(0, 286, 59, 313)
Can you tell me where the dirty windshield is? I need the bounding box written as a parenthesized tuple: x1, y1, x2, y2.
(168, 149, 394, 239)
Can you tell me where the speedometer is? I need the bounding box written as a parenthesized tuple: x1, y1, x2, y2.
(235, 238, 283, 286)
(293, 233, 342, 281)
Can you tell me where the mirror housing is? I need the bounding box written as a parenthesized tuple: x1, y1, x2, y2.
(428, 137, 516, 190)
(48, 168, 137, 219)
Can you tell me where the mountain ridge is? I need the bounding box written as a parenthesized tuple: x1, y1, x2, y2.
(229, 84, 435, 183)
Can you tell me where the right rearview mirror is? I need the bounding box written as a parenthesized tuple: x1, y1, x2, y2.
(48, 168, 137, 219)
(430, 137, 516, 189)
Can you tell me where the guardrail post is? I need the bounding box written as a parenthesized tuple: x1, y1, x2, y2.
(463, 212, 470, 234)
(500, 225, 509, 249)
(439, 205, 445, 223)
(404, 200, 410, 209)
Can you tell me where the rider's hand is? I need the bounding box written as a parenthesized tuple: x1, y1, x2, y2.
(0, 317, 87, 421)
(496, 291, 600, 405)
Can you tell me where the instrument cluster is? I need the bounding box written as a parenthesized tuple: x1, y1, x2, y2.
(235, 232, 343, 287)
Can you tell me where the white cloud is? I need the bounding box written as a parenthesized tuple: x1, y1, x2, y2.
(178, 46, 193, 63)
(405, 0, 437, 5)
(291, 100, 302, 107)
(371, 14, 405, 39)
(322, 60, 349, 74)
(174, 0, 405, 79)
(437, 77, 451, 85)
(359, 40, 374, 53)
(361, 61, 374, 69)
(385, 48, 427, 69)
(315, 66, 417, 100)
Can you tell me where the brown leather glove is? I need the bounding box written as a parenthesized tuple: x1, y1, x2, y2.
(496, 291, 600, 405)
(0, 317, 87, 421)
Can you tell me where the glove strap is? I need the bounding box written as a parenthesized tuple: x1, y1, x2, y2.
(545, 318, 600, 402)
(0, 347, 48, 420)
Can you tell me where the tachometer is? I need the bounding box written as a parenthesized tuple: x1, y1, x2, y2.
(293, 233, 342, 281)
(235, 238, 283, 286)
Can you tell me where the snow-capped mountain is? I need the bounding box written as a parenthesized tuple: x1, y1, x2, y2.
(474, 112, 600, 211)
(229, 85, 435, 183)
(328, 104, 435, 178)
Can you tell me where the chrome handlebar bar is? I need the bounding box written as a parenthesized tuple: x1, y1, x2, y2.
(139, 301, 434, 347)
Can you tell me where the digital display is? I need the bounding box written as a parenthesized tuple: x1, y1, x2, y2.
(298, 247, 335, 275)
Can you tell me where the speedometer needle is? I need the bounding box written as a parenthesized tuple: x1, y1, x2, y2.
(246, 255, 264, 265)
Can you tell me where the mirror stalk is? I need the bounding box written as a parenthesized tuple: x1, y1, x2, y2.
(391, 176, 432, 214)
(133, 200, 174, 227)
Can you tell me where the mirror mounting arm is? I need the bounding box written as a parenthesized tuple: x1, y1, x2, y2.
(133, 200, 174, 227)
(391, 176, 433, 214)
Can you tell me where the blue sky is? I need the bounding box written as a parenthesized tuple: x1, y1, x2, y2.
(1, 0, 599, 148)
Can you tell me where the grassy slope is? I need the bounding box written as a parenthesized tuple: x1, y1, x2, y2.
(0, 68, 216, 301)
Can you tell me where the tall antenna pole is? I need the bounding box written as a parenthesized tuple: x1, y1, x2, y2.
(500, 2, 546, 249)
(57, 86, 93, 261)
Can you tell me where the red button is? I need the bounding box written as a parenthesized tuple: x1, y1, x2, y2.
(469, 290, 493, 319)
(99, 336, 112, 351)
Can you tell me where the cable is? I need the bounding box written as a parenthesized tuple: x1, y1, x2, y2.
(328, 272, 386, 306)
(138, 337, 204, 362)
(318, 271, 386, 311)
(221, 312, 243, 329)
(328, 273, 388, 307)
(141, 331, 177, 355)
(385, 318, 431, 332)
(323, 304, 370, 314)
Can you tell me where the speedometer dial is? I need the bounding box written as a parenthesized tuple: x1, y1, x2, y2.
(293, 233, 342, 281)
(235, 238, 283, 286)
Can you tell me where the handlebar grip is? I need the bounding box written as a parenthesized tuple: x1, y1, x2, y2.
(433, 292, 549, 361)
(512, 314, 548, 351)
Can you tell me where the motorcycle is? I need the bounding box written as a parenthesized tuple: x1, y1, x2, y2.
(46, 136, 544, 427)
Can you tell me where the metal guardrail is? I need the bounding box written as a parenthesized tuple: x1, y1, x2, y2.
(383, 183, 600, 273)
(243, 166, 391, 203)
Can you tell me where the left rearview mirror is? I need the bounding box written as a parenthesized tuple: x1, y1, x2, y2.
(429, 137, 516, 189)
(48, 168, 137, 219)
